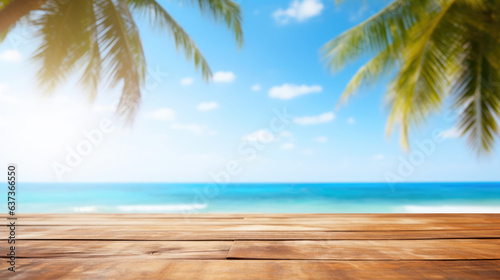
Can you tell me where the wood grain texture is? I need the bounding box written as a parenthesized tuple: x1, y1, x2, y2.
(10, 227, 500, 240)
(1, 214, 500, 279)
(1, 260, 500, 280)
(4, 214, 499, 232)
(228, 240, 500, 260)
(6, 223, 500, 231)
(0, 241, 232, 259)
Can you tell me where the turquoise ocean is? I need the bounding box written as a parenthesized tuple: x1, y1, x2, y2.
(14, 182, 500, 213)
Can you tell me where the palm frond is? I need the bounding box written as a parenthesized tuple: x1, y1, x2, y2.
(128, 0, 213, 80)
(458, 0, 487, 9)
(33, 0, 86, 92)
(1, 0, 243, 122)
(33, 0, 103, 96)
(323, 0, 440, 74)
(183, 0, 243, 48)
(453, 51, 500, 154)
(337, 45, 399, 107)
(451, 17, 500, 154)
(386, 0, 457, 148)
(327, 0, 500, 154)
(79, 0, 101, 101)
(97, 0, 146, 121)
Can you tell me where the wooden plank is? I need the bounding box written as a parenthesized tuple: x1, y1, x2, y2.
(1, 214, 499, 279)
(228, 240, 500, 260)
(11, 226, 500, 240)
(0, 241, 232, 259)
(5, 214, 500, 231)
(6, 223, 500, 230)
(1, 260, 500, 280)
(1, 214, 247, 219)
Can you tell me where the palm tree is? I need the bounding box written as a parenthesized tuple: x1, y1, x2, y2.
(0, 0, 243, 120)
(323, 0, 500, 154)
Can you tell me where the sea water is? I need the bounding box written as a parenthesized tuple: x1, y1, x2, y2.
(16, 182, 500, 213)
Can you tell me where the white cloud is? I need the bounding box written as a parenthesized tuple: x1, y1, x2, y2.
(197, 101, 219, 111)
(0, 49, 22, 62)
(347, 117, 355, 124)
(281, 143, 296, 150)
(269, 83, 322, 100)
(372, 154, 385, 161)
(170, 123, 203, 135)
(314, 136, 327, 143)
(213, 71, 236, 83)
(273, 0, 324, 24)
(147, 108, 176, 121)
(180, 77, 194, 86)
(251, 84, 261, 91)
(439, 128, 461, 139)
(243, 129, 274, 143)
(294, 112, 334, 125)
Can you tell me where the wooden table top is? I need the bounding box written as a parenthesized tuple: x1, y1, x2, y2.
(1, 213, 500, 279)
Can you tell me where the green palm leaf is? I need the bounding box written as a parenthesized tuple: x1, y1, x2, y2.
(185, 0, 243, 48)
(451, 11, 500, 154)
(33, 0, 91, 91)
(323, 0, 437, 73)
(337, 43, 399, 108)
(0, 0, 243, 120)
(387, 0, 456, 148)
(325, 0, 500, 154)
(98, 0, 146, 120)
(128, 0, 212, 80)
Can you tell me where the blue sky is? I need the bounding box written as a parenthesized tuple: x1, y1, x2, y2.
(0, 0, 499, 183)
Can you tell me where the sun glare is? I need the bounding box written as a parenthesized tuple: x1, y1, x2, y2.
(1, 92, 112, 160)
